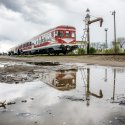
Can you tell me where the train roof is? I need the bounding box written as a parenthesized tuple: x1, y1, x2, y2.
(56, 25, 75, 29)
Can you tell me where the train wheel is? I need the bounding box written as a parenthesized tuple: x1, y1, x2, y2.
(63, 51, 67, 55)
(57, 53, 59, 56)
(46, 49, 50, 55)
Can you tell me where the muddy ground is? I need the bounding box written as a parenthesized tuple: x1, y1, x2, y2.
(0, 55, 125, 125)
(0, 61, 77, 84)
(1, 55, 125, 67)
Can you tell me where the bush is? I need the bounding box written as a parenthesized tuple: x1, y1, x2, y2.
(77, 48, 85, 55)
(104, 49, 113, 54)
(89, 47, 96, 54)
(104, 45, 121, 54)
(114, 45, 121, 54)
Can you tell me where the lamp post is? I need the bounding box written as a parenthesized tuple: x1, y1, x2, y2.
(105, 28, 108, 49)
(112, 11, 117, 54)
(85, 8, 90, 54)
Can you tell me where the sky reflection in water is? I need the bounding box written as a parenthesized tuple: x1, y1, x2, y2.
(0, 64, 125, 125)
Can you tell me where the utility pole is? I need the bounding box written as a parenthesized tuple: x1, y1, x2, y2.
(105, 28, 108, 49)
(112, 11, 117, 54)
(85, 9, 90, 54)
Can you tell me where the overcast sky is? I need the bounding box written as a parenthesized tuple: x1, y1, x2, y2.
(0, 0, 125, 52)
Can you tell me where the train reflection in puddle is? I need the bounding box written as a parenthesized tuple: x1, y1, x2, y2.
(41, 70, 76, 91)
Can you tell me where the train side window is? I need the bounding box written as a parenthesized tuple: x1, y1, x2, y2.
(37, 39, 39, 44)
(36, 39, 38, 44)
(38, 38, 41, 44)
(66, 31, 70, 37)
(53, 31, 56, 37)
(51, 32, 54, 37)
(47, 35, 50, 41)
(44, 37, 46, 42)
(30, 42, 31, 46)
(55, 31, 58, 37)
(33, 40, 35, 45)
(41, 37, 43, 43)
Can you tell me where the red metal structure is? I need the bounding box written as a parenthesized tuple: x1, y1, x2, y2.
(9, 25, 77, 55)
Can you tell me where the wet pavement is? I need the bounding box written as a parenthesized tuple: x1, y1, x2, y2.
(0, 61, 125, 125)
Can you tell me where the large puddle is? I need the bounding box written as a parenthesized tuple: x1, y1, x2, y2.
(0, 63, 125, 125)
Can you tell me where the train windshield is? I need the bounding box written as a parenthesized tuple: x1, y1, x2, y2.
(66, 31, 70, 37)
(55, 31, 64, 37)
(55, 30, 75, 38)
(71, 32, 75, 38)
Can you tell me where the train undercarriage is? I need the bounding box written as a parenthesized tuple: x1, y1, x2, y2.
(8, 44, 78, 56)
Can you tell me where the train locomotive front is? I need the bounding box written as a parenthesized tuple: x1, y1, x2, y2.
(52, 25, 77, 55)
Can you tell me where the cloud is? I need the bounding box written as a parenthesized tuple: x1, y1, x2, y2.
(0, 35, 13, 41)
(0, 0, 49, 24)
(0, 0, 125, 52)
(0, 40, 16, 53)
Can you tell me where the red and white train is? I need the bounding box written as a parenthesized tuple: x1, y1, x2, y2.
(9, 25, 77, 55)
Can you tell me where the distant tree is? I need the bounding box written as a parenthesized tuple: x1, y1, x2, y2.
(117, 37, 125, 49)
(91, 42, 100, 50)
(91, 42, 105, 50)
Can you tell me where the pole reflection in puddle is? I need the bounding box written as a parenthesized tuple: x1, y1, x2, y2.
(81, 68, 103, 106)
(112, 68, 116, 102)
(104, 68, 107, 82)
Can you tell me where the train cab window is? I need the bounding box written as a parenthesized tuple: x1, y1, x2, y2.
(71, 32, 75, 38)
(66, 31, 70, 37)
